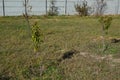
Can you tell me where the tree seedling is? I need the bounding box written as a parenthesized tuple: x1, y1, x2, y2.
(99, 16, 112, 52)
(23, 0, 43, 53)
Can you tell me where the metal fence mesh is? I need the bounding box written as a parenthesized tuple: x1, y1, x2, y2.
(0, 0, 120, 16)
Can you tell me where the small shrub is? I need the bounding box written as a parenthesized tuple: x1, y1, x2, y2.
(74, 0, 93, 16)
(48, 0, 59, 16)
(99, 16, 112, 34)
(31, 22, 43, 53)
(95, 0, 107, 16)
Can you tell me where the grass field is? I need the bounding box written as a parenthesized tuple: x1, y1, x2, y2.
(0, 16, 120, 80)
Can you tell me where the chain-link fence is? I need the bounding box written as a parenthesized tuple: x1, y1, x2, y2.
(0, 0, 120, 16)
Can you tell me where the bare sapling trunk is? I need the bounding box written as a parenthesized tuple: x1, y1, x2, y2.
(102, 24, 107, 52)
(23, 0, 31, 36)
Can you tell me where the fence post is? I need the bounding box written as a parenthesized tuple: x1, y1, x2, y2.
(46, 0, 47, 15)
(24, 0, 27, 16)
(2, 0, 5, 16)
(65, 0, 67, 15)
(116, 0, 120, 14)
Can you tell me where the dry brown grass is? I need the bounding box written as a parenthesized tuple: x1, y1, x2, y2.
(0, 16, 120, 80)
